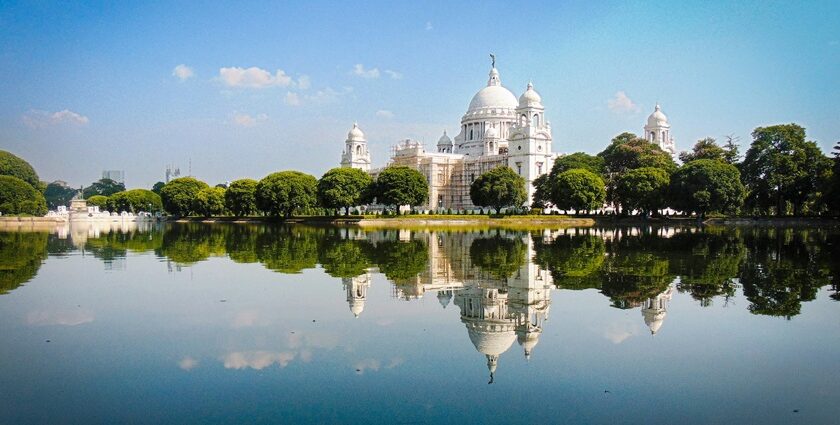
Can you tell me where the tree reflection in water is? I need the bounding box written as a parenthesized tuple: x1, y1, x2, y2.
(1, 222, 838, 377)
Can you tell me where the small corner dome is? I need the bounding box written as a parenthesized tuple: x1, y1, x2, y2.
(347, 123, 366, 142)
(437, 130, 453, 146)
(647, 104, 669, 127)
(518, 82, 542, 107)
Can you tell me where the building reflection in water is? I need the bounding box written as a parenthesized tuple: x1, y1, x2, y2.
(337, 228, 679, 382)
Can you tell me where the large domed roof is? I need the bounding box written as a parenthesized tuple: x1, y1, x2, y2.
(467, 327, 516, 356)
(467, 68, 517, 113)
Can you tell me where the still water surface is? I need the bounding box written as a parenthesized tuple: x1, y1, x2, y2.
(1, 222, 839, 424)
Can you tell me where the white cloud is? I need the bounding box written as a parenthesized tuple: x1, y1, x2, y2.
(172, 64, 194, 81)
(375, 109, 394, 119)
(425, 21, 433, 31)
(22, 109, 89, 128)
(353, 64, 380, 79)
(232, 113, 268, 127)
(603, 321, 640, 344)
(607, 91, 640, 113)
(384, 70, 403, 80)
(354, 357, 404, 374)
(178, 356, 199, 371)
(284, 92, 301, 106)
(223, 351, 296, 370)
(219, 66, 293, 88)
(306, 86, 353, 104)
(26, 309, 94, 326)
(296, 75, 311, 90)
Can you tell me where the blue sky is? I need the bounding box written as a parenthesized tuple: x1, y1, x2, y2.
(1, 0, 838, 188)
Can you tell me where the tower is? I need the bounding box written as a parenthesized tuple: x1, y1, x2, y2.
(507, 82, 554, 205)
(340, 123, 371, 172)
(644, 104, 676, 157)
(343, 272, 372, 318)
(436, 130, 453, 153)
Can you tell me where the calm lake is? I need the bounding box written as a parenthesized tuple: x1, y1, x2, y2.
(1, 222, 839, 424)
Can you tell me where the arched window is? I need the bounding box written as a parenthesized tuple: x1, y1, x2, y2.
(520, 114, 527, 126)
(533, 114, 540, 127)
(469, 129, 473, 140)
(356, 145, 361, 155)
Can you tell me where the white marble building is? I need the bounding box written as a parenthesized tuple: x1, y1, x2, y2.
(340, 60, 676, 210)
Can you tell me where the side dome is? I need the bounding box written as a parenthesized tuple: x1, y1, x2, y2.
(436, 130, 453, 147)
(647, 104, 669, 127)
(347, 122, 366, 142)
(484, 125, 499, 139)
(518, 82, 542, 108)
(467, 67, 518, 113)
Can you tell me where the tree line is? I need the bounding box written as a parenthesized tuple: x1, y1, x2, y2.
(532, 123, 840, 217)
(2, 121, 838, 218)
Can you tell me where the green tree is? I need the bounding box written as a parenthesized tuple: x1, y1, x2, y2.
(151, 181, 166, 195)
(0, 175, 48, 216)
(722, 135, 741, 164)
(83, 178, 125, 198)
(550, 169, 606, 213)
(469, 166, 526, 213)
(160, 177, 209, 216)
(255, 171, 318, 217)
(318, 234, 375, 278)
(224, 178, 258, 217)
(531, 174, 552, 209)
(598, 133, 677, 174)
(0, 150, 40, 189)
(371, 238, 428, 281)
(374, 166, 429, 211)
(193, 187, 226, 217)
(317, 167, 373, 215)
(679, 137, 728, 163)
(107, 189, 162, 213)
(256, 226, 320, 273)
(669, 159, 745, 219)
(614, 167, 670, 216)
(741, 124, 831, 216)
(43, 182, 78, 209)
(550, 152, 605, 176)
(86, 195, 109, 208)
(533, 233, 605, 290)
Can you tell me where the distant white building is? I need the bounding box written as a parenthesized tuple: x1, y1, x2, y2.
(644, 103, 676, 157)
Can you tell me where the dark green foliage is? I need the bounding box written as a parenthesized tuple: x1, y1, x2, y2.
(317, 168, 373, 215)
(83, 178, 126, 198)
(151, 181, 165, 195)
(0, 175, 48, 216)
(0, 150, 40, 189)
(160, 177, 209, 216)
(256, 171, 318, 217)
(615, 167, 670, 216)
(374, 166, 429, 209)
(551, 152, 605, 176)
(531, 174, 551, 209)
(533, 233, 605, 290)
(43, 182, 78, 209)
(598, 133, 677, 174)
(371, 238, 428, 281)
(0, 231, 48, 294)
(741, 124, 831, 215)
(193, 187, 226, 217)
(86, 195, 109, 208)
(469, 234, 527, 279)
(679, 137, 728, 163)
(469, 166, 526, 213)
(669, 159, 745, 218)
(318, 233, 375, 278)
(255, 226, 320, 273)
(224, 179, 258, 217)
(550, 169, 606, 213)
(108, 189, 162, 213)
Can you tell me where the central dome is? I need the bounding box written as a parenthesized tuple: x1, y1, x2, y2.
(467, 67, 517, 113)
